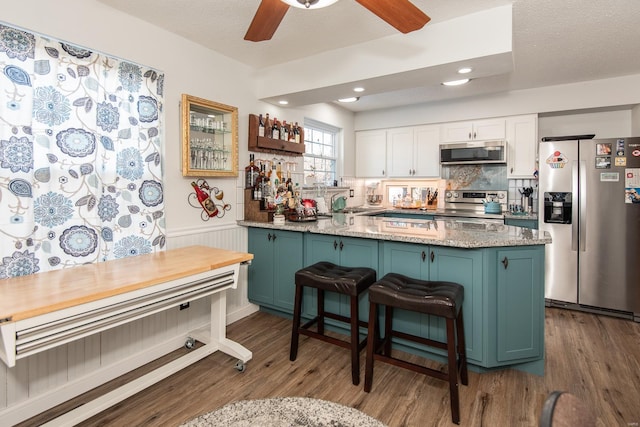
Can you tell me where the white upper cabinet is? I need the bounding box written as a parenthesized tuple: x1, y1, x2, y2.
(387, 127, 414, 177)
(355, 130, 387, 178)
(506, 114, 538, 178)
(387, 125, 441, 178)
(441, 118, 506, 143)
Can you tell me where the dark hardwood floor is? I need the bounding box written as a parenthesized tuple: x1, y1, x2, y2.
(22, 308, 640, 426)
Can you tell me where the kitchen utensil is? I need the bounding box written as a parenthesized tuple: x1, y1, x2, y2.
(332, 195, 347, 212)
(367, 195, 383, 205)
(482, 199, 502, 214)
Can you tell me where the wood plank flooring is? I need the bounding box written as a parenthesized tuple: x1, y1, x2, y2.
(22, 308, 640, 426)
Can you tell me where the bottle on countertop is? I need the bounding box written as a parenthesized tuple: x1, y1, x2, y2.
(191, 182, 218, 217)
(258, 114, 265, 137)
(245, 154, 260, 189)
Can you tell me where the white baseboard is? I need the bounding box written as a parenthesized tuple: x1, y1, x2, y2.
(227, 302, 259, 325)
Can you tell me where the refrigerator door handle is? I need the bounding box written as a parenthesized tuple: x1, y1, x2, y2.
(571, 160, 579, 251)
(579, 160, 587, 252)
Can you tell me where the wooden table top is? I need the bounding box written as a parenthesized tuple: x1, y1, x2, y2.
(0, 246, 253, 322)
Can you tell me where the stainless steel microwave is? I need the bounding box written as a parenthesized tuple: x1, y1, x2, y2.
(440, 140, 507, 165)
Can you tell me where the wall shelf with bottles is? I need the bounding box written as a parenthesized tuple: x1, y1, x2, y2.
(181, 94, 238, 177)
(248, 114, 305, 156)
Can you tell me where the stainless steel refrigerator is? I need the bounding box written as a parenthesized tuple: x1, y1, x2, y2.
(538, 135, 640, 321)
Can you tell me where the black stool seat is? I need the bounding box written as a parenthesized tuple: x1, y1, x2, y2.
(290, 261, 376, 386)
(364, 272, 468, 424)
(368, 273, 463, 318)
(295, 261, 376, 296)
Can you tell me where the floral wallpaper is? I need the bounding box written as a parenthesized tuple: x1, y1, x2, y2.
(0, 23, 166, 279)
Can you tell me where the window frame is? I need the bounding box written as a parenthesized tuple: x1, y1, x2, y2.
(303, 118, 340, 186)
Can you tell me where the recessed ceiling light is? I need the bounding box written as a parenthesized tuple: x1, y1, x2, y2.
(457, 67, 473, 74)
(338, 97, 359, 103)
(281, 0, 339, 9)
(442, 78, 470, 86)
(278, 100, 289, 105)
(353, 87, 365, 93)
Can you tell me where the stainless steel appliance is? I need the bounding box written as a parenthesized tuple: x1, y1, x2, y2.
(434, 189, 507, 223)
(539, 136, 640, 321)
(440, 140, 507, 165)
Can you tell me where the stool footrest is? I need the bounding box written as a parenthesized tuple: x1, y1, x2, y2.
(373, 353, 449, 382)
(390, 330, 448, 352)
(299, 329, 367, 352)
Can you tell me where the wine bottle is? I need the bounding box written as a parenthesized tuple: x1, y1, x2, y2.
(191, 182, 218, 217)
(281, 120, 289, 141)
(271, 118, 280, 140)
(258, 114, 265, 137)
(294, 122, 301, 143)
(245, 154, 260, 189)
(265, 113, 271, 135)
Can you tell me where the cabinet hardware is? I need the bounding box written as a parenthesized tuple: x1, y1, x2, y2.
(333, 240, 338, 250)
(339, 241, 344, 251)
(502, 257, 509, 269)
(473, 131, 477, 139)
(468, 132, 472, 139)
(267, 233, 272, 241)
(421, 251, 426, 261)
(430, 251, 435, 262)
(272, 234, 277, 241)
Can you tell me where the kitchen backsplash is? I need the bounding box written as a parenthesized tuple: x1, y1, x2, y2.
(441, 164, 507, 190)
(327, 169, 538, 213)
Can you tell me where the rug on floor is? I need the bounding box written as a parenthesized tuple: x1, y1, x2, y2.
(179, 396, 387, 427)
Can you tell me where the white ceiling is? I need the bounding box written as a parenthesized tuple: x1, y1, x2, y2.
(98, 0, 640, 112)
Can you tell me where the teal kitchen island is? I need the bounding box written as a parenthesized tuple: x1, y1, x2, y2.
(239, 215, 551, 376)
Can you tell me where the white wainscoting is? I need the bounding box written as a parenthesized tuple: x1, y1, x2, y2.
(0, 224, 257, 426)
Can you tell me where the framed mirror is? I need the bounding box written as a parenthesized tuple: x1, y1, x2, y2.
(181, 94, 238, 177)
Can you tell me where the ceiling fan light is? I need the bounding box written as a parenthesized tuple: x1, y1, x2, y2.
(442, 78, 470, 86)
(281, 0, 339, 9)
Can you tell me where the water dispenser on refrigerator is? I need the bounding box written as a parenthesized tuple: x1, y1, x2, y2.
(543, 192, 572, 224)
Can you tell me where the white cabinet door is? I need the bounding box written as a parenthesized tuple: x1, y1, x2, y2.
(474, 118, 506, 140)
(414, 124, 441, 177)
(506, 114, 538, 178)
(441, 118, 506, 142)
(441, 121, 474, 143)
(387, 127, 415, 177)
(355, 130, 387, 177)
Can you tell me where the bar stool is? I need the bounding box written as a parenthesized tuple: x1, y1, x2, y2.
(364, 272, 468, 424)
(290, 261, 377, 385)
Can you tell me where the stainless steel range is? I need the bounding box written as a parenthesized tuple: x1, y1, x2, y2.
(435, 189, 507, 223)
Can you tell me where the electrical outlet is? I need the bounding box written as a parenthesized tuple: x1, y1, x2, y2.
(179, 302, 190, 310)
(349, 189, 354, 197)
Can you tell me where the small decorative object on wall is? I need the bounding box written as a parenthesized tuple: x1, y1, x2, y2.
(188, 179, 231, 220)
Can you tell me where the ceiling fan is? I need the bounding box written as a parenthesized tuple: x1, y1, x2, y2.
(244, 0, 431, 42)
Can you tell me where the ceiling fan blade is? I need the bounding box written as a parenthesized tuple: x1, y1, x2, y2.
(356, 0, 431, 34)
(244, 0, 290, 42)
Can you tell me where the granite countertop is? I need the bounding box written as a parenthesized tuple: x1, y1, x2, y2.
(238, 215, 551, 249)
(503, 212, 539, 220)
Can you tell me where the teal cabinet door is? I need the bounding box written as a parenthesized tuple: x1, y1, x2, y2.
(495, 247, 544, 362)
(304, 234, 378, 322)
(247, 228, 303, 313)
(273, 231, 304, 311)
(380, 243, 484, 364)
(247, 228, 275, 305)
(429, 247, 484, 364)
(379, 241, 429, 337)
